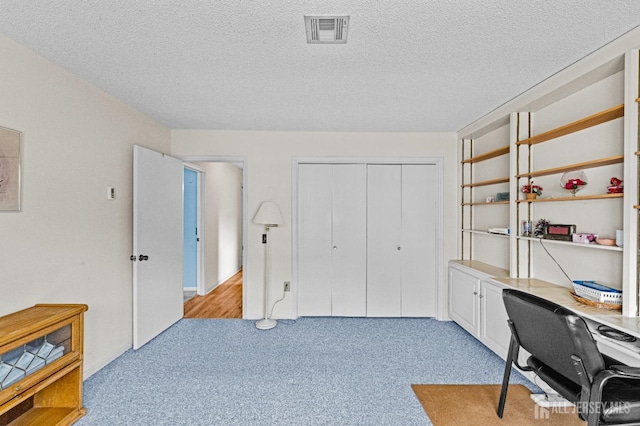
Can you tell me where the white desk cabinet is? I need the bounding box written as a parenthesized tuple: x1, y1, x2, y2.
(448, 266, 479, 335)
(479, 280, 511, 359)
(448, 261, 511, 359)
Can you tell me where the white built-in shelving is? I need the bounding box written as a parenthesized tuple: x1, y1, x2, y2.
(457, 42, 640, 319)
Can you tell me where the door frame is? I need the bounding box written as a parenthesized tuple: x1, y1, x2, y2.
(292, 156, 445, 320)
(183, 162, 206, 295)
(177, 155, 248, 318)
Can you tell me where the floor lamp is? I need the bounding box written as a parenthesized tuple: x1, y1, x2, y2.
(253, 201, 284, 330)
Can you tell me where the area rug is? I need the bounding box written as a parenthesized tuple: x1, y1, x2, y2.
(412, 384, 585, 425)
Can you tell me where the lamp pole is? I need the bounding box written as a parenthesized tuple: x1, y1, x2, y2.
(256, 225, 277, 329)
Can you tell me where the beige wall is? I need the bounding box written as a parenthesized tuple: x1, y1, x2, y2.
(0, 34, 171, 376)
(0, 32, 457, 378)
(172, 130, 458, 320)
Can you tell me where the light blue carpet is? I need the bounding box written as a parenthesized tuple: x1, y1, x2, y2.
(78, 318, 536, 425)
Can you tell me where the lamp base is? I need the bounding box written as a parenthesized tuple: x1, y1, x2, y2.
(255, 318, 277, 330)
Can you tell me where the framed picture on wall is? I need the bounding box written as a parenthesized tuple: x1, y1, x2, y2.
(0, 126, 22, 211)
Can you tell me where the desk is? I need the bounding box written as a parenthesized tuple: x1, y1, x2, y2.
(449, 260, 640, 367)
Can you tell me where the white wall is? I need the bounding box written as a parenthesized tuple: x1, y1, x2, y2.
(193, 162, 243, 292)
(0, 34, 171, 376)
(172, 131, 458, 320)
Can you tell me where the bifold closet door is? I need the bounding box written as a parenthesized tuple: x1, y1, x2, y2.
(331, 164, 367, 316)
(366, 165, 402, 317)
(401, 164, 437, 317)
(298, 164, 367, 316)
(367, 164, 437, 317)
(298, 164, 333, 315)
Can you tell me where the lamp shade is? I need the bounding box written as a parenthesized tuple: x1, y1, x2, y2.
(253, 201, 284, 226)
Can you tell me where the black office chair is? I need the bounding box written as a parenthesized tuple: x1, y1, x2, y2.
(497, 288, 640, 425)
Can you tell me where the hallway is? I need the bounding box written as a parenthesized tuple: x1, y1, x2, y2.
(183, 270, 242, 318)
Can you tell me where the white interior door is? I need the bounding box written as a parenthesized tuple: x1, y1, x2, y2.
(133, 145, 184, 349)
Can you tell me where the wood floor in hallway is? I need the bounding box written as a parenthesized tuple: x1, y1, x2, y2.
(184, 270, 242, 318)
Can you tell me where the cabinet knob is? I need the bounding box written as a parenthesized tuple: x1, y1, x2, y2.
(473, 291, 478, 295)
(479, 295, 484, 299)
(333, 246, 337, 250)
(397, 246, 401, 250)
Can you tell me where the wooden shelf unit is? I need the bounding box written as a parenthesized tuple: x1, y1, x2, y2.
(0, 304, 88, 426)
(515, 104, 624, 146)
(460, 133, 511, 263)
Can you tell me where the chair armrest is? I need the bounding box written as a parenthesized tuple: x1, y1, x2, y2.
(610, 365, 640, 378)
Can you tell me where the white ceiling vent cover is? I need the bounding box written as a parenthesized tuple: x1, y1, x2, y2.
(304, 15, 349, 44)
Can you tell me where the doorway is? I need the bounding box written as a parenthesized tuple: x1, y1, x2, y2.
(179, 156, 247, 319)
(183, 167, 200, 302)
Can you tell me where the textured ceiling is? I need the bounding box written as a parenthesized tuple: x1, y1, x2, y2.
(0, 1, 639, 132)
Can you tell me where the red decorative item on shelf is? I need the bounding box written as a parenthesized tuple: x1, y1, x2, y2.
(521, 181, 543, 196)
(607, 177, 623, 194)
(560, 171, 588, 196)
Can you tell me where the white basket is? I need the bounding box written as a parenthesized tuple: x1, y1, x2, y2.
(572, 282, 622, 305)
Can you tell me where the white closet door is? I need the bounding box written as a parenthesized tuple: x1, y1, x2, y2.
(367, 164, 402, 317)
(331, 164, 367, 316)
(401, 164, 437, 317)
(298, 164, 333, 315)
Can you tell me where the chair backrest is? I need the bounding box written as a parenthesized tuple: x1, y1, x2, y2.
(502, 289, 605, 384)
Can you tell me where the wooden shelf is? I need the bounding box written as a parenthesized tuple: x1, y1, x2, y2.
(515, 155, 624, 179)
(7, 407, 85, 426)
(461, 145, 509, 164)
(516, 104, 624, 146)
(461, 177, 510, 188)
(461, 229, 510, 237)
(515, 193, 623, 203)
(461, 201, 510, 206)
(517, 236, 623, 252)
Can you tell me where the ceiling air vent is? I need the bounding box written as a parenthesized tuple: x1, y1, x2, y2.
(304, 15, 349, 44)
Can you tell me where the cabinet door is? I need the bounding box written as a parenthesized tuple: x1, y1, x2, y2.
(298, 164, 333, 315)
(448, 268, 479, 336)
(331, 164, 367, 316)
(401, 164, 437, 317)
(367, 165, 402, 316)
(480, 281, 511, 359)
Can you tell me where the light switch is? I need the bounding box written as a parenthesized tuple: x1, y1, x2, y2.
(107, 187, 116, 200)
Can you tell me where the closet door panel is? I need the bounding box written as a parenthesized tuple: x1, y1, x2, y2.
(401, 164, 437, 317)
(298, 164, 332, 316)
(367, 164, 402, 317)
(332, 164, 367, 316)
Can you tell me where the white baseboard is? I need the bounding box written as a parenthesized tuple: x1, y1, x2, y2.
(83, 343, 131, 379)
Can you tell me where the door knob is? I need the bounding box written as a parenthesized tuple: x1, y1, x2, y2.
(138, 254, 149, 261)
